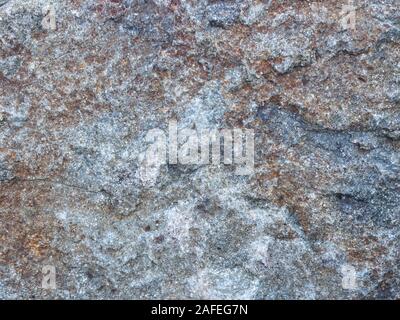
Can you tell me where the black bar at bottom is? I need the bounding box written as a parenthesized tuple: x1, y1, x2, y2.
(0, 300, 397, 318)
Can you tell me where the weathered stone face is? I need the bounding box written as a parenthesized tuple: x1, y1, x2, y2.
(0, 0, 399, 299)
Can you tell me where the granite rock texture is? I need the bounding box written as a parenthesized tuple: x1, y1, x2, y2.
(0, 0, 399, 299)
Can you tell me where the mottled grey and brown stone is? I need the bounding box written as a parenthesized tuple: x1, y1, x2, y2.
(0, 0, 399, 299)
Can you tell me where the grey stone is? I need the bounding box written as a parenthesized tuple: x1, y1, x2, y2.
(0, 0, 399, 300)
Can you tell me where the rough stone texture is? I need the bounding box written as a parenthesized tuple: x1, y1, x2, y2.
(0, 0, 399, 299)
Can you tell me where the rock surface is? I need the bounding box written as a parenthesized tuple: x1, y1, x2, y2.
(0, 0, 399, 299)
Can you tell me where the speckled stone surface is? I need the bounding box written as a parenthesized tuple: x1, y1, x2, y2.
(0, 0, 399, 299)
